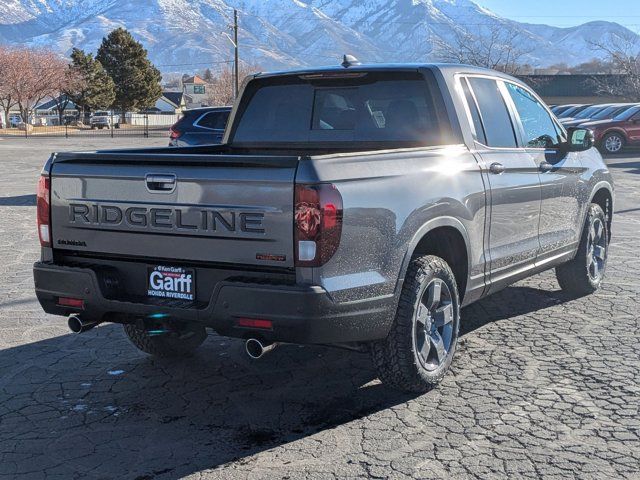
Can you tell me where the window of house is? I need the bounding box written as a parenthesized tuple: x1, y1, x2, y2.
(467, 77, 517, 148)
(193, 85, 205, 94)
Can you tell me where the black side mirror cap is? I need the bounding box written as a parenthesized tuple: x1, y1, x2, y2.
(565, 127, 594, 153)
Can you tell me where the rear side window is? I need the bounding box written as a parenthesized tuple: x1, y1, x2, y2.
(467, 77, 517, 148)
(460, 78, 487, 145)
(196, 111, 229, 130)
(231, 72, 452, 146)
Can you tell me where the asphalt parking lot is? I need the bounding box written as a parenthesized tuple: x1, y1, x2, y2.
(0, 136, 639, 479)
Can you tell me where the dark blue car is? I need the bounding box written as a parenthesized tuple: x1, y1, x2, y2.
(169, 106, 232, 146)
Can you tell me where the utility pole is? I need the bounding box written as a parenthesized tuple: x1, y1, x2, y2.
(233, 9, 239, 98)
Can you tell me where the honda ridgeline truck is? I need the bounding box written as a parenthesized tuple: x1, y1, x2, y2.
(34, 62, 613, 392)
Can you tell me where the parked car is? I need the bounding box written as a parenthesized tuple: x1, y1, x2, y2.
(583, 104, 640, 154)
(552, 104, 582, 117)
(169, 106, 232, 146)
(561, 104, 636, 128)
(559, 104, 610, 124)
(558, 104, 592, 119)
(9, 114, 23, 127)
(34, 62, 613, 393)
(90, 111, 118, 129)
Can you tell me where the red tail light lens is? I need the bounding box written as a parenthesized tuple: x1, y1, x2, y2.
(294, 183, 343, 267)
(36, 175, 50, 247)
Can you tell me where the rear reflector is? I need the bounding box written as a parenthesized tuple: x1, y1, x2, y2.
(58, 297, 84, 309)
(237, 318, 273, 329)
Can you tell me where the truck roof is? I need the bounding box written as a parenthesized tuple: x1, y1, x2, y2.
(253, 62, 521, 83)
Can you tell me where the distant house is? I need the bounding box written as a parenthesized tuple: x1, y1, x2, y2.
(34, 95, 78, 116)
(520, 74, 633, 105)
(182, 75, 210, 108)
(144, 91, 188, 114)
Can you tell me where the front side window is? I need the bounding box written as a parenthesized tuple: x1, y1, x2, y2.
(467, 77, 517, 148)
(505, 82, 560, 148)
(193, 85, 206, 94)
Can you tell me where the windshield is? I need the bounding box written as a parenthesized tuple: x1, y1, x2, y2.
(613, 105, 640, 121)
(592, 105, 626, 120)
(573, 106, 601, 119)
(231, 71, 454, 147)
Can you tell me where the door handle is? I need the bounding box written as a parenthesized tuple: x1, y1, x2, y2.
(489, 162, 505, 174)
(145, 174, 176, 192)
(539, 161, 553, 173)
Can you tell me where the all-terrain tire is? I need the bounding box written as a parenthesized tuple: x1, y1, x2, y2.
(556, 203, 609, 296)
(123, 323, 207, 357)
(370, 255, 460, 393)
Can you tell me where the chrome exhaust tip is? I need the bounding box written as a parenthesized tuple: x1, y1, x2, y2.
(68, 315, 101, 334)
(245, 338, 277, 359)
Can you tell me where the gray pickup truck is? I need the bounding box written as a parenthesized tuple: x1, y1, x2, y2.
(34, 62, 613, 392)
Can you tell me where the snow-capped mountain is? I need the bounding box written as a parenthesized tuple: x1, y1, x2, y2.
(0, 0, 638, 72)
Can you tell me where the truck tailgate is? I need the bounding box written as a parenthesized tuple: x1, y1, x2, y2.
(49, 152, 298, 268)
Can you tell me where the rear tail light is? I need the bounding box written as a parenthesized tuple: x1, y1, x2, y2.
(294, 183, 343, 267)
(36, 175, 50, 247)
(237, 317, 273, 329)
(169, 124, 182, 140)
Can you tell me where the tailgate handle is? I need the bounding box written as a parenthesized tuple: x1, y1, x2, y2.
(146, 174, 176, 192)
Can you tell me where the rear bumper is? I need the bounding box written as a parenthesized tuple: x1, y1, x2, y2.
(33, 262, 395, 344)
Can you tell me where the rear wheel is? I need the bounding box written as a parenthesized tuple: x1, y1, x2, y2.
(556, 203, 608, 296)
(601, 132, 624, 154)
(371, 255, 460, 393)
(123, 322, 207, 358)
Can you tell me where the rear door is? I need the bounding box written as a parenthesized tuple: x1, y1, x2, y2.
(50, 152, 297, 268)
(462, 76, 542, 291)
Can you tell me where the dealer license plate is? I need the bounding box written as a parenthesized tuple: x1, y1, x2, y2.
(147, 265, 195, 301)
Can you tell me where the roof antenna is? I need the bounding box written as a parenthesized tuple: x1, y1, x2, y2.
(341, 54, 361, 68)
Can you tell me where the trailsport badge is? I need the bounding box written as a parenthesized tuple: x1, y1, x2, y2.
(147, 265, 195, 301)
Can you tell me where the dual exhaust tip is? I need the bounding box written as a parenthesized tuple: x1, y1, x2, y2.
(68, 316, 276, 360)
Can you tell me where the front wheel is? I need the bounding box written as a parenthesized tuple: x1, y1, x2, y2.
(123, 323, 207, 358)
(371, 255, 460, 393)
(600, 132, 625, 154)
(556, 203, 609, 296)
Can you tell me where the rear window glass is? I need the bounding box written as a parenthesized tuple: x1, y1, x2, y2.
(197, 111, 229, 130)
(231, 72, 451, 146)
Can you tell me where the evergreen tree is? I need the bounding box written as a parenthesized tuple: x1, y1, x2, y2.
(65, 48, 116, 120)
(96, 28, 162, 119)
(203, 68, 214, 82)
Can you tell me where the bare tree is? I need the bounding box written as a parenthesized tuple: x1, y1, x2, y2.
(434, 24, 533, 76)
(589, 33, 640, 100)
(0, 47, 19, 128)
(0, 48, 68, 124)
(205, 64, 261, 106)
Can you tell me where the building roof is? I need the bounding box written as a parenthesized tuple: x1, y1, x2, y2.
(182, 74, 206, 85)
(162, 91, 185, 108)
(520, 74, 629, 98)
(34, 95, 77, 111)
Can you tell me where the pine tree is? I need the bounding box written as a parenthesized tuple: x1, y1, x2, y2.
(65, 48, 116, 120)
(96, 28, 162, 120)
(203, 68, 214, 82)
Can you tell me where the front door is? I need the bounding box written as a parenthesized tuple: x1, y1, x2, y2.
(463, 76, 542, 293)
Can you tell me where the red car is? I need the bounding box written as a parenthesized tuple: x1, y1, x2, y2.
(582, 105, 640, 154)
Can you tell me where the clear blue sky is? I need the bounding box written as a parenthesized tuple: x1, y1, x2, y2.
(477, 0, 640, 31)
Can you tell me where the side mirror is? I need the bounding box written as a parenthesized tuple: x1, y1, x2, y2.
(565, 127, 594, 152)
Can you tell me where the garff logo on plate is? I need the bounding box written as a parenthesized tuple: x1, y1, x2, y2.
(147, 266, 195, 301)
